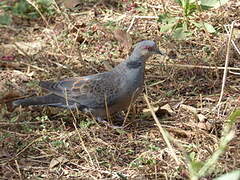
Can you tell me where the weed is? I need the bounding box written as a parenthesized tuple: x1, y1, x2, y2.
(158, 0, 229, 39)
(0, 0, 56, 25)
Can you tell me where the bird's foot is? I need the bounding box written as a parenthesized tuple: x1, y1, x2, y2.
(96, 117, 123, 129)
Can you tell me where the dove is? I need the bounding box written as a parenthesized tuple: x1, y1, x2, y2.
(13, 40, 163, 121)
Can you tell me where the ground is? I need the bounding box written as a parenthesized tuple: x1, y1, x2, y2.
(0, 0, 240, 179)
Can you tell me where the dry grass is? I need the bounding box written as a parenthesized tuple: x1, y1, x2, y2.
(0, 0, 240, 179)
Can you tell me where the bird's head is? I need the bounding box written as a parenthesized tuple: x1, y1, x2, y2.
(132, 40, 163, 59)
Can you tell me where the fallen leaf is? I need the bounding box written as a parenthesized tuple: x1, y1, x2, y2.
(114, 29, 132, 52)
(15, 41, 44, 55)
(160, 104, 174, 114)
(49, 156, 68, 169)
(197, 122, 212, 131)
(180, 104, 197, 114)
(197, 114, 207, 122)
(63, 0, 81, 9)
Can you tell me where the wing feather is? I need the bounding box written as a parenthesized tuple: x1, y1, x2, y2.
(39, 72, 125, 108)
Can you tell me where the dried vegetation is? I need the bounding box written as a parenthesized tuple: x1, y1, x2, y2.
(0, 0, 240, 179)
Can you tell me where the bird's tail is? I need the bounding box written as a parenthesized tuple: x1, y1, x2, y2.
(12, 94, 71, 108)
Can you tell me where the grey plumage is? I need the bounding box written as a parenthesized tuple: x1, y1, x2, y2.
(13, 40, 163, 118)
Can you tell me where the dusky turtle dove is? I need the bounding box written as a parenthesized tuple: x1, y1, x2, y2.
(13, 40, 163, 120)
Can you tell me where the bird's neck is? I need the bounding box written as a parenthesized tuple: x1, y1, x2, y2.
(128, 53, 150, 62)
(126, 53, 150, 69)
(112, 53, 148, 73)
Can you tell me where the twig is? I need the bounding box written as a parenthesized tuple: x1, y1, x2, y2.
(13, 42, 48, 72)
(143, 93, 180, 165)
(63, 88, 94, 166)
(229, 70, 240, 75)
(217, 21, 235, 105)
(123, 88, 139, 127)
(21, 62, 48, 72)
(231, 40, 240, 56)
(25, 0, 49, 26)
(70, 109, 95, 167)
(152, 63, 240, 71)
(70, 22, 82, 57)
(225, 25, 240, 56)
(15, 137, 42, 158)
(15, 160, 22, 180)
(127, 16, 158, 32)
(13, 42, 32, 59)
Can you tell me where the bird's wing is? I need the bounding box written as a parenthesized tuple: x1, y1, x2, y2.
(39, 72, 125, 108)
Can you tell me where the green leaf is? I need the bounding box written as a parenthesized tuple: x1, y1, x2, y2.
(160, 23, 176, 32)
(79, 120, 94, 129)
(173, 28, 186, 40)
(189, 151, 196, 160)
(191, 21, 203, 28)
(185, 2, 197, 16)
(200, 0, 229, 9)
(228, 109, 240, 125)
(203, 23, 216, 33)
(158, 14, 178, 24)
(191, 160, 204, 172)
(191, 21, 216, 33)
(0, 14, 12, 25)
(158, 13, 169, 23)
(175, 0, 183, 6)
(182, 21, 188, 31)
(173, 27, 191, 40)
(214, 170, 240, 180)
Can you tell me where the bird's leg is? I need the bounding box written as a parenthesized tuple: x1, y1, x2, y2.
(96, 117, 107, 123)
(114, 112, 125, 121)
(96, 116, 123, 129)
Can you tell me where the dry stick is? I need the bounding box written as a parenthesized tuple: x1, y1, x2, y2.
(70, 23, 82, 57)
(15, 160, 22, 180)
(229, 70, 240, 75)
(63, 88, 94, 166)
(231, 40, 240, 55)
(127, 16, 158, 32)
(143, 93, 180, 165)
(104, 94, 111, 125)
(224, 25, 240, 56)
(15, 137, 42, 158)
(13, 42, 48, 72)
(70, 108, 94, 166)
(70, 111, 94, 167)
(69, 162, 128, 178)
(151, 63, 240, 71)
(123, 88, 139, 127)
(217, 21, 235, 105)
(27, 0, 67, 56)
(25, 0, 49, 26)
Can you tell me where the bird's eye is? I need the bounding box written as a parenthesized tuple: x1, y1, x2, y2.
(144, 46, 154, 51)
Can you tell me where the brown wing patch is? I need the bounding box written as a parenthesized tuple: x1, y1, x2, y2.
(71, 78, 90, 95)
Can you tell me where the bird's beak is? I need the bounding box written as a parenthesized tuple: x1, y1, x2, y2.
(154, 48, 164, 55)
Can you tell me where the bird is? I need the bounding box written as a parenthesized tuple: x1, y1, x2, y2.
(13, 40, 163, 122)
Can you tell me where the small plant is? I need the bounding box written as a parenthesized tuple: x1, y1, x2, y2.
(188, 108, 240, 179)
(158, 0, 229, 39)
(79, 119, 95, 129)
(0, 0, 56, 25)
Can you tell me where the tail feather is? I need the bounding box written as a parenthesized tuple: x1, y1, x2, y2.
(12, 94, 76, 108)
